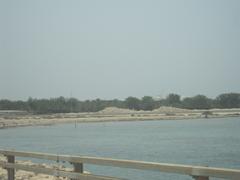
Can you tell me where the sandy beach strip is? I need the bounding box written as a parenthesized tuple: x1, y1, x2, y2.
(0, 107, 240, 129)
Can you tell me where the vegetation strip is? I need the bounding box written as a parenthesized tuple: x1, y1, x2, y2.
(0, 93, 240, 114)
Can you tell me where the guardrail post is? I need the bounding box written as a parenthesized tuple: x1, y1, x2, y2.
(192, 176, 209, 180)
(6, 155, 15, 180)
(71, 162, 83, 180)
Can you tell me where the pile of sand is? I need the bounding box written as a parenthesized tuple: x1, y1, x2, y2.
(153, 106, 192, 113)
(98, 106, 192, 114)
(98, 107, 137, 114)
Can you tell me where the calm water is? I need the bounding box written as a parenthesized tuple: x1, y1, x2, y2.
(0, 117, 240, 180)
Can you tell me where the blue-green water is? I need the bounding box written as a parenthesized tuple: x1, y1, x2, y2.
(0, 117, 240, 180)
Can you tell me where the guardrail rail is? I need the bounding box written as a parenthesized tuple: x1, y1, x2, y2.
(0, 149, 240, 180)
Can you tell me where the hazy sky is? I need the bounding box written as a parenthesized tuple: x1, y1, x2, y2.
(0, 0, 240, 100)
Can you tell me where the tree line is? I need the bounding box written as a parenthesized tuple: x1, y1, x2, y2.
(0, 93, 239, 114)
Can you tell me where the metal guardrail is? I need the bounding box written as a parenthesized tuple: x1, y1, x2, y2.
(0, 149, 240, 180)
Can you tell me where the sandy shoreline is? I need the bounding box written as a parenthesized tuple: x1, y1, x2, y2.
(1, 107, 240, 129)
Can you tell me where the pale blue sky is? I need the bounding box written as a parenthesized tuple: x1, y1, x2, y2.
(0, 0, 240, 100)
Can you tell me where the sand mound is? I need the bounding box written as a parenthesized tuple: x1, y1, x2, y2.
(99, 106, 191, 114)
(98, 107, 137, 114)
(153, 106, 191, 113)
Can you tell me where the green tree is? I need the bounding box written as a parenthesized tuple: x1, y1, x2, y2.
(140, 96, 155, 110)
(216, 93, 240, 108)
(182, 95, 211, 109)
(165, 93, 181, 106)
(125, 97, 141, 110)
